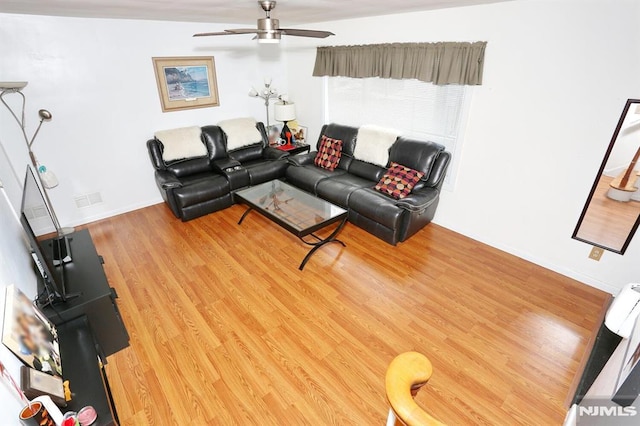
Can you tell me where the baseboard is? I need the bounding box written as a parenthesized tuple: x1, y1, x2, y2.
(65, 197, 164, 228)
(432, 218, 620, 295)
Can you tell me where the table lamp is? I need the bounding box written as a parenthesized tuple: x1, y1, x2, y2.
(274, 100, 296, 146)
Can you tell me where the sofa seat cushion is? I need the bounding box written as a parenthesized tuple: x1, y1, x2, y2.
(316, 174, 374, 208)
(285, 164, 347, 194)
(348, 187, 406, 230)
(374, 162, 425, 199)
(241, 158, 289, 186)
(173, 173, 230, 209)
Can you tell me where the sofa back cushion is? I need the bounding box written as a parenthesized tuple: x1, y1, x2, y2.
(154, 126, 207, 162)
(148, 127, 213, 178)
(388, 137, 445, 188)
(165, 157, 213, 178)
(201, 125, 228, 161)
(218, 117, 264, 151)
(229, 143, 264, 163)
(316, 123, 358, 171)
(348, 159, 386, 183)
(353, 125, 399, 167)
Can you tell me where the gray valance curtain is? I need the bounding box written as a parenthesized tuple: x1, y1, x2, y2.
(312, 41, 487, 85)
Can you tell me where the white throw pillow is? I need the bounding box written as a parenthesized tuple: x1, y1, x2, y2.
(155, 126, 206, 162)
(353, 125, 400, 167)
(218, 117, 263, 151)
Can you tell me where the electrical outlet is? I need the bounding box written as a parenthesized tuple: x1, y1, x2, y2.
(589, 246, 604, 261)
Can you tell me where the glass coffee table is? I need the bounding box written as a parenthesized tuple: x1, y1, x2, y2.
(235, 180, 348, 270)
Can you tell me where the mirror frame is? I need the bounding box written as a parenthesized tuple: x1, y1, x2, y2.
(572, 98, 640, 254)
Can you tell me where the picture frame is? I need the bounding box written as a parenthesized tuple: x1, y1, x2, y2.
(152, 56, 220, 112)
(290, 124, 308, 145)
(2, 285, 62, 377)
(268, 124, 283, 146)
(613, 314, 640, 406)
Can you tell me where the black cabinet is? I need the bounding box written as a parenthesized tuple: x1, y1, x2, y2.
(39, 229, 129, 359)
(57, 316, 118, 425)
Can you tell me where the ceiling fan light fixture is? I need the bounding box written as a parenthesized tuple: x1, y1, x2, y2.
(258, 32, 281, 44)
(193, 1, 334, 41)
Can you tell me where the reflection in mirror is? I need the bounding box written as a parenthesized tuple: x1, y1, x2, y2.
(573, 99, 640, 254)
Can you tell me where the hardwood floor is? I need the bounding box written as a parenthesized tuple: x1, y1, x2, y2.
(82, 203, 609, 425)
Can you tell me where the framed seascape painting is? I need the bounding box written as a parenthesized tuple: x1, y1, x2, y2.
(2, 285, 62, 377)
(152, 56, 220, 112)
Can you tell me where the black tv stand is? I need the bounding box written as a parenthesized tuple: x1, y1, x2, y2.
(52, 234, 72, 265)
(38, 229, 129, 359)
(35, 288, 81, 310)
(57, 316, 119, 425)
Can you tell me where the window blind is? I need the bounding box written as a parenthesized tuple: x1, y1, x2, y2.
(325, 76, 470, 189)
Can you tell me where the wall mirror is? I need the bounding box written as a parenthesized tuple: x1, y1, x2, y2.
(573, 99, 640, 254)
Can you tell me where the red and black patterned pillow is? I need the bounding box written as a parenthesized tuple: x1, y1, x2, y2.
(314, 135, 343, 171)
(375, 162, 425, 199)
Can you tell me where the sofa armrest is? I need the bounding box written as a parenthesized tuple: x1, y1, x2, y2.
(147, 138, 166, 170)
(155, 170, 182, 189)
(288, 151, 316, 166)
(395, 188, 439, 212)
(263, 146, 289, 160)
(211, 157, 241, 173)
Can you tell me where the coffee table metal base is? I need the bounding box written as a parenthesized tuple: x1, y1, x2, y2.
(238, 207, 347, 270)
(298, 217, 347, 270)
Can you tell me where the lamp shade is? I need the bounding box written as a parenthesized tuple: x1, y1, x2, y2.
(0, 81, 28, 90)
(274, 102, 296, 122)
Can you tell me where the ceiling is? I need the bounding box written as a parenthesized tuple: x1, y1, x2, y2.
(0, 0, 514, 25)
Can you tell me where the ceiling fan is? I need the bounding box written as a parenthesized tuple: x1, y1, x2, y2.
(193, 1, 335, 43)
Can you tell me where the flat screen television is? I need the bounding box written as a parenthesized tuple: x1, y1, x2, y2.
(20, 166, 73, 306)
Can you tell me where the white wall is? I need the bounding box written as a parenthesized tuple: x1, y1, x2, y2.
(285, 0, 640, 294)
(0, 13, 289, 221)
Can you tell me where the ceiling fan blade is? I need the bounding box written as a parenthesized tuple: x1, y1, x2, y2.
(193, 2, 335, 41)
(193, 29, 259, 37)
(193, 31, 233, 37)
(280, 28, 335, 38)
(225, 28, 262, 34)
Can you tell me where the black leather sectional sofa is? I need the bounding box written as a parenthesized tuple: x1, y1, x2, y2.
(147, 122, 450, 245)
(286, 124, 450, 245)
(147, 122, 288, 221)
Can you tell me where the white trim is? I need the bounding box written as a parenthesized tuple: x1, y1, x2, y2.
(433, 217, 621, 295)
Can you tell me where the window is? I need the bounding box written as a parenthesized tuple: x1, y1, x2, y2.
(324, 76, 471, 190)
